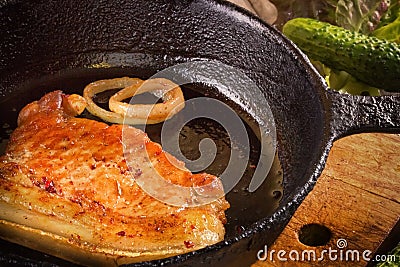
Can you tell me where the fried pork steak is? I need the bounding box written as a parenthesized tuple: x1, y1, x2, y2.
(0, 91, 229, 266)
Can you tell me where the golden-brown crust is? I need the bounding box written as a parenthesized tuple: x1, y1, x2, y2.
(0, 90, 229, 265)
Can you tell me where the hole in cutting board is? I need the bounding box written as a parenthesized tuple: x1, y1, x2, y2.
(298, 223, 332, 247)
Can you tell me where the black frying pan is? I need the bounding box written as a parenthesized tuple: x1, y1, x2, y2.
(0, 0, 399, 266)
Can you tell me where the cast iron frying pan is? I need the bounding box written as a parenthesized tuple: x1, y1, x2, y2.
(0, 0, 399, 266)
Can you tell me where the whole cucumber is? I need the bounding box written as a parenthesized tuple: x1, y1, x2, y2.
(282, 17, 400, 92)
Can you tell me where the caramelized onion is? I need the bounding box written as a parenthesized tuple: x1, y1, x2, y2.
(83, 77, 139, 124)
(109, 78, 185, 124)
(83, 77, 184, 125)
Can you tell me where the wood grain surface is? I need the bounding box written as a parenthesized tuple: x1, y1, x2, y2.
(253, 133, 400, 267)
(225, 1, 400, 266)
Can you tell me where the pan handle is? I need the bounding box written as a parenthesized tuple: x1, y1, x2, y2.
(326, 89, 400, 140)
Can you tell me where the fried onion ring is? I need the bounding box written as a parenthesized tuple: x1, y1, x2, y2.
(83, 77, 144, 124)
(83, 77, 185, 125)
(109, 78, 185, 124)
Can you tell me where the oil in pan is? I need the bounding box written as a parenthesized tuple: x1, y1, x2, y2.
(0, 64, 283, 262)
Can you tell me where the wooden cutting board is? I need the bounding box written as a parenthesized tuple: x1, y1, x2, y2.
(225, 1, 400, 266)
(253, 133, 400, 267)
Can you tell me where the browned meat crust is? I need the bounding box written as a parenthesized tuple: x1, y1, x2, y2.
(0, 91, 229, 266)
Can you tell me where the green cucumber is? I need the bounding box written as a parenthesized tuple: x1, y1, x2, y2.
(282, 17, 400, 92)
